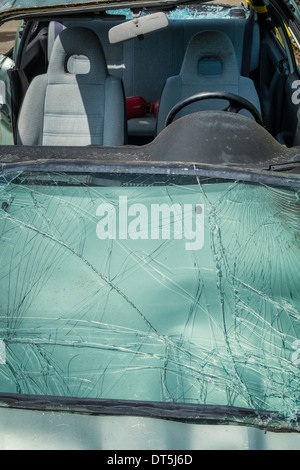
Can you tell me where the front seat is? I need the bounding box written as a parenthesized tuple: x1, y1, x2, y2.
(17, 26, 127, 146)
(156, 30, 261, 134)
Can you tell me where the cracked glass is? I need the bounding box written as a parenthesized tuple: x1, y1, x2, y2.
(0, 170, 299, 430)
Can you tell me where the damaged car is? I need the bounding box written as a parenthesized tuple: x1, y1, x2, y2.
(0, 0, 299, 450)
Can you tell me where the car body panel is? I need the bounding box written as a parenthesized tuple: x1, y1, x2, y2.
(1, 407, 300, 450)
(0, 54, 14, 144)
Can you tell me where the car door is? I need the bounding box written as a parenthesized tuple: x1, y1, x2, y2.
(0, 21, 23, 145)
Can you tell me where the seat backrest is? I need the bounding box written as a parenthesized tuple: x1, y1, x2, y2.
(156, 30, 261, 134)
(53, 15, 260, 102)
(17, 26, 126, 146)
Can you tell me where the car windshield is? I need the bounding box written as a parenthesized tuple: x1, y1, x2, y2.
(0, 167, 299, 431)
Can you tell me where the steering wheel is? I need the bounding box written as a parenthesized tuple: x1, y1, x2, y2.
(165, 91, 263, 127)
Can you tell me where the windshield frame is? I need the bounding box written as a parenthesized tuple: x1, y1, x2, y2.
(0, 391, 298, 432)
(1, 159, 300, 188)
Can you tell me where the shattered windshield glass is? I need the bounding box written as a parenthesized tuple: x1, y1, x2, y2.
(0, 170, 299, 431)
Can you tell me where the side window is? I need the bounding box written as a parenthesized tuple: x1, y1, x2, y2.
(0, 21, 20, 57)
(270, 0, 300, 69)
(272, 21, 300, 71)
(287, 25, 300, 69)
(285, 0, 300, 68)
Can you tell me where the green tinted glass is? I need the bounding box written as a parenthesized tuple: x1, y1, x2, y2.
(0, 172, 299, 429)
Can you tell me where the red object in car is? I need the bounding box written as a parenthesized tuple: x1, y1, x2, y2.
(150, 99, 160, 117)
(126, 96, 150, 120)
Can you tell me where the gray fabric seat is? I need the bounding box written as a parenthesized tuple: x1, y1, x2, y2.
(156, 30, 261, 134)
(17, 26, 126, 146)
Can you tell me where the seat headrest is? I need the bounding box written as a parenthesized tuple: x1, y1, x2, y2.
(180, 30, 240, 84)
(48, 26, 108, 83)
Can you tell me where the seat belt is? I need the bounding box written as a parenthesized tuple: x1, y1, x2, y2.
(241, 9, 255, 77)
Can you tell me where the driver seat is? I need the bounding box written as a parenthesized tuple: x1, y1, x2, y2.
(156, 30, 261, 134)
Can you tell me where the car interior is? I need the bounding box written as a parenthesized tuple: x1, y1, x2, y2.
(6, 1, 300, 149)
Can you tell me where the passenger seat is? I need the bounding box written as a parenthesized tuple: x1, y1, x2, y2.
(17, 26, 127, 146)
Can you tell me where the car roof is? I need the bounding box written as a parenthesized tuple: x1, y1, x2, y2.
(0, 0, 295, 15)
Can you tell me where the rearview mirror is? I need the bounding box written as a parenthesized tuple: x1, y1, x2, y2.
(108, 12, 169, 44)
